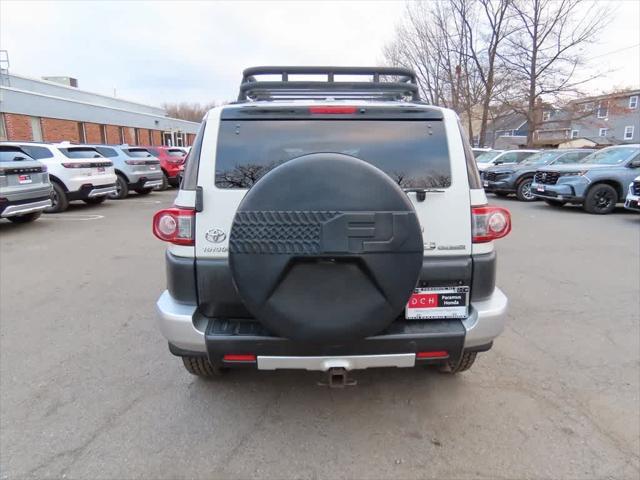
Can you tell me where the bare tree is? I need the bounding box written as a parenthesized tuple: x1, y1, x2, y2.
(499, 0, 608, 146)
(454, 0, 512, 147)
(162, 101, 219, 122)
(383, 1, 480, 113)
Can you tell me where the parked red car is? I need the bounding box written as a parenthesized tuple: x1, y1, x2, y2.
(142, 146, 187, 189)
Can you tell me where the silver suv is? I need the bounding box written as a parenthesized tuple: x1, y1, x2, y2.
(152, 67, 513, 384)
(87, 145, 163, 199)
(532, 145, 640, 214)
(0, 145, 52, 223)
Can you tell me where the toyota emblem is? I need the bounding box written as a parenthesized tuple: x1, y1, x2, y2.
(205, 228, 226, 243)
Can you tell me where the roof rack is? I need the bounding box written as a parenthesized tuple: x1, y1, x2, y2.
(237, 66, 421, 102)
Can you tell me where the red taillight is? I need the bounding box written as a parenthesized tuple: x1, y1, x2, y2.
(223, 354, 256, 362)
(472, 206, 512, 243)
(152, 208, 195, 245)
(309, 106, 358, 114)
(416, 351, 449, 359)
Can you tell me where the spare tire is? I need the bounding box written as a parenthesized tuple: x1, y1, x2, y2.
(229, 153, 423, 342)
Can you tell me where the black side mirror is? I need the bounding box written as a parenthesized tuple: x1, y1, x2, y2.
(494, 160, 504, 165)
(629, 159, 640, 168)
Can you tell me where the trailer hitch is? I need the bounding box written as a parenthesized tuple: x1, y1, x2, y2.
(318, 367, 357, 388)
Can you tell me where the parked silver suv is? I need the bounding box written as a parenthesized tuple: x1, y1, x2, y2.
(532, 145, 640, 214)
(0, 145, 52, 223)
(152, 66, 513, 384)
(87, 145, 163, 199)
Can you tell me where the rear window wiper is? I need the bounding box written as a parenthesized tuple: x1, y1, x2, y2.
(403, 187, 445, 201)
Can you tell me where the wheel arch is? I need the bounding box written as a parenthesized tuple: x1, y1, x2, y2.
(114, 169, 130, 183)
(48, 174, 68, 192)
(587, 179, 623, 200)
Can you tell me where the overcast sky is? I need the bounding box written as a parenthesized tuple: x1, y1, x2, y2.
(1, 0, 639, 107)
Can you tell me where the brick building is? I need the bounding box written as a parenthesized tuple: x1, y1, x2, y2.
(0, 73, 199, 146)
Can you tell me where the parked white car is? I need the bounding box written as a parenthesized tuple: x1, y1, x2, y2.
(476, 149, 538, 172)
(3, 142, 117, 212)
(624, 175, 640, 212)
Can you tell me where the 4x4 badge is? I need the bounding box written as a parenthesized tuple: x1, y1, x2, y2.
(205, 228, 226, 243)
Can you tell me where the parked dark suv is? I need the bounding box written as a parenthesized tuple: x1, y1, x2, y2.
(484, 149, 595, 201)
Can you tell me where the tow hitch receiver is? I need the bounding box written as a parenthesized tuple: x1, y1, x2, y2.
(319, 367, 357, 388)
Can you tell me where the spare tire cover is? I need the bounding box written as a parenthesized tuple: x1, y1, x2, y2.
(229, 153, 423, 342)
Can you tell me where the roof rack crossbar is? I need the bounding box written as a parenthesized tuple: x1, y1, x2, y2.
(237, 66, 421, 102)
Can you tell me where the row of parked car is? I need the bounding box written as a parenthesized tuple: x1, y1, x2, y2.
(471, 144, 640, 214)
(0, 142, 189, 223)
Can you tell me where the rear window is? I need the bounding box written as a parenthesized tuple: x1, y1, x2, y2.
(124, 148, 153, 158)
(167, 149, 185, 157)
(215, 120, 451, 189)
(146, 148, 159, 156)
(0, 147, 33, 162)
(95, 147, 118, 158)
(58, 147, 102, 159)
(19, 145, 53, 159)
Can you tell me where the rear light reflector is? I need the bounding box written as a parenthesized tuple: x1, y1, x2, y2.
(416, 351, 449, 359)
(472, 206, 512, 243)
(152, 207, 195, 245)
(309, 106, 358, 114)
(223, 354, 257, 362)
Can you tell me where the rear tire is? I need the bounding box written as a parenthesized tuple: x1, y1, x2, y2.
(156, 172, 169, 191)
(583, 184, 617, 214)
(181, 356, 225, 377)
(544, 199, 566, 207)
(8, 212, 41, 223)
(109, 174, 129, 199)
(439, 351, 477, 374)
(516, 177, 536, 201)
(135, 188, 153, 195)
(83, 197, 106, 205)
(46, 182, 69, 213)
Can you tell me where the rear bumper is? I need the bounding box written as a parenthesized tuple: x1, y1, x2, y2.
(0, 196, 51, 217)
(155, 287, 507, 370)
(67, 183, 117, 200)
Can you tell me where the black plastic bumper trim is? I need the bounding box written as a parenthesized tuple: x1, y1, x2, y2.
(204, 317, 466, 365)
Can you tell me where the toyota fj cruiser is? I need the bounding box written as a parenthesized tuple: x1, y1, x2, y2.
(153, 67, 511, 384)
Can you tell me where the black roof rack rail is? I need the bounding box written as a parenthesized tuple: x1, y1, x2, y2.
(237, 66, 421, 102)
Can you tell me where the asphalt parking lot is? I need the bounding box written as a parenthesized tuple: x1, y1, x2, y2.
(1, 191, 638, 480)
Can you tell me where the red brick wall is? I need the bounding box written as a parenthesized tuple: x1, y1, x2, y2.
(137, 128, 152, 145)
(41, 118, 79, 143)
(3, 113, 33, 141)
(151, 130, 162, 146)
(105, 125, 121, 144)
(186, 134, 195, 146)
(123, 127, 136, 145)
(84, 123, 103, 143)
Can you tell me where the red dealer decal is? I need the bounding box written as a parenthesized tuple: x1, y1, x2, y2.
(409, 293, 438, 308)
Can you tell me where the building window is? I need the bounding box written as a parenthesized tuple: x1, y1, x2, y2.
(148, 130, 153, 145)
(599, 128, 608, 137)
(119, 127, 125, 144)
(624, 126, 635, 140)
(581, 102, 594, 112)
(134, 128, 140, 145)
(0, 114, 6, 141)
(542, 111, 551, 121)
(597, 101, 608, 118)
(30, 117, 43, 141)
(163, 132, 173, 146)
(100, 125, 107, 143)
(77, 123, 86, 143)
(629, 96, 638, 109)
(571, 130, 579, 139)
